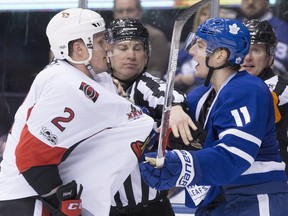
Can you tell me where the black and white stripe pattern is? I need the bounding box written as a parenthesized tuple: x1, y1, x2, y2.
(111, 72, 186, 208)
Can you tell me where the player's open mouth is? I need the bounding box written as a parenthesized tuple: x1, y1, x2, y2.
(242, 65, 254, 69)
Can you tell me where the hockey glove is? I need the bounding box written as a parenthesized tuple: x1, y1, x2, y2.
(168, 121, 207, 151)
(139, 150, 195, 190)
(42, 180, 83, 216)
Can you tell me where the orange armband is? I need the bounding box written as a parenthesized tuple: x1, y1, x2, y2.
(271, 91, 281, 123)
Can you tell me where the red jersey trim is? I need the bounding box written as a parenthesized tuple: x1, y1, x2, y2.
(16, 124, 66, 172)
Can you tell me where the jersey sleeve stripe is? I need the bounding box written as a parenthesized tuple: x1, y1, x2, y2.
(16, 124, 67, 172)
(217, 143, 254, 164)
(219, 129, 261, 147)
(241, 161, 286, 175)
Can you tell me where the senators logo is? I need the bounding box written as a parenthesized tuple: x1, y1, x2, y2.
(131, 140, 145, 161)
(127, 105, 143, 120)
(79, 82, 99, 103)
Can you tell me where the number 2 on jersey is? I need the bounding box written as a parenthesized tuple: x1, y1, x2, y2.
(51, 107, 75, 132)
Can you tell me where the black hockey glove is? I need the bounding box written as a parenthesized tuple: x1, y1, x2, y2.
(42, 180, 83, 216)
(168, 121, 207, 151)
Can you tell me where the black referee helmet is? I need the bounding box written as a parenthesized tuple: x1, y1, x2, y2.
(244, 19, 277, 56)
(106, 18, 151, 57)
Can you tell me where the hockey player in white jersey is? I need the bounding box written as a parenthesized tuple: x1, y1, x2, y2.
(0, 8, 154, 216)
(140, 18, 288, 216)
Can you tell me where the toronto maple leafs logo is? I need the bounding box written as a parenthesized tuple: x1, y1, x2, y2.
(235, 57, 242, 64)
(229, 23, 240, 35)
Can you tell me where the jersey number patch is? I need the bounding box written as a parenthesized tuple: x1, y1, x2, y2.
(51, 107, 75, 132)
(231, 106, 250, 127)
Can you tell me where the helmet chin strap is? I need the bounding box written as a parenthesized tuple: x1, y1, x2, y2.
(66, 50, 98, 78)
(204, 56, 232, 86)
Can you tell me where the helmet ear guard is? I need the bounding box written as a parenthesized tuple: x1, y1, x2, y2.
(46, 8, 106, 62)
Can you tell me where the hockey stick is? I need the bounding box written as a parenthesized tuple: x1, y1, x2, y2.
(155, 0, 212, 168)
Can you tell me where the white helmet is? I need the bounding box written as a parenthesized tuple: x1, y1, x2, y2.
(46, 8, 105, 62)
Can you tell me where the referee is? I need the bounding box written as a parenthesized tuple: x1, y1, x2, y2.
(107, 18, 192, 216)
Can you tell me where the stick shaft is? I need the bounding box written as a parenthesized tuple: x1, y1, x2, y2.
(156, 0, 212, 168)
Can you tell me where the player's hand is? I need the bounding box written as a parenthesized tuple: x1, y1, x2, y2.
(139, 150, 195, 190)
(42, 180, 83, 216)
(169, 121, 207, 150)
(169, 105, 197, 145)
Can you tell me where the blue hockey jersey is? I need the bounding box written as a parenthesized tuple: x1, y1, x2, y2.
(186, 71, 287, 208)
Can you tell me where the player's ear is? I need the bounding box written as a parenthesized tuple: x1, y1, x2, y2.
(215, 48, 229, 63)
(70, 41, 89, 61)
(73, 41, 86, 54)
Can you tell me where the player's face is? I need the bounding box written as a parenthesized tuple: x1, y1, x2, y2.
(188, 38, 210, 78)
(90, 32, 111, 74)
(110, 39, 148, 81)
(241, 44, 272, 76)
(113, 0, 141, 19)
(241, 0, 268, 19)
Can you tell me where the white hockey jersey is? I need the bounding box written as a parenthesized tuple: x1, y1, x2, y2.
(0, 60, 154, 216)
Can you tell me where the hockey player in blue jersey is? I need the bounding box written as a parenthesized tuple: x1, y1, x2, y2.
(139, 17, 288, 216)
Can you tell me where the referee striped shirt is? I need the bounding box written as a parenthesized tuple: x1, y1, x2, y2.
(111, 72, 186, 207)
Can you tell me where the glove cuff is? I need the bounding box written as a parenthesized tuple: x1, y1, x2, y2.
(174, 150, 194, 187)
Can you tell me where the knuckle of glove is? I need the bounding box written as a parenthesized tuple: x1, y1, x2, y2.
(150, 151, 183, 190)
(140, 163, 160, 189)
